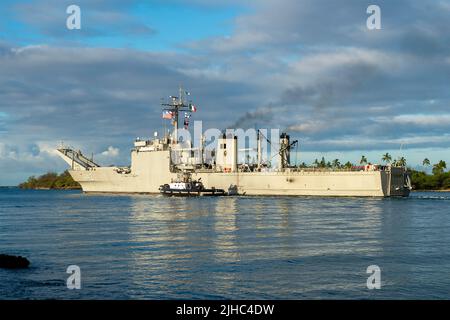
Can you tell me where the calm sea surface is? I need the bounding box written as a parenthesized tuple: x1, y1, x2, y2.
(1, 188, 450, 300)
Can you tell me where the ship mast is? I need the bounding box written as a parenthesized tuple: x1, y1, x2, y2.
(161, 87, 193, 144)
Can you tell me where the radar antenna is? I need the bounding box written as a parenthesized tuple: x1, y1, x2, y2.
(161, 87, 196, 143)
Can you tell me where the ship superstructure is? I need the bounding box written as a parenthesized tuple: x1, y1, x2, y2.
(57, 89, 411, 197)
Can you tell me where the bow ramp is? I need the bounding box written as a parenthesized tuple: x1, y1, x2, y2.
(56, 147, 100, 170)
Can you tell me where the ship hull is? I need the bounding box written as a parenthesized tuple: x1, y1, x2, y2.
(64, 149, 410, 197)
(68, 166, 409, 197)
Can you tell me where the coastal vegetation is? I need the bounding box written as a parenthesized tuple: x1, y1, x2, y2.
(409, 169, 450, 191)
(18, 171, 81, 190)
(409, 160, 449, 191)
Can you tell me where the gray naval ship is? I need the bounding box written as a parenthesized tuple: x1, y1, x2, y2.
(57, 89, 411, 197)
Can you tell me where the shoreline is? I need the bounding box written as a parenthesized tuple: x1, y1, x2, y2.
(5, 187, 449, 193)
(23, 187, 82, 190)
(33, 187, 81, 190)
(3, 186, 450, 192)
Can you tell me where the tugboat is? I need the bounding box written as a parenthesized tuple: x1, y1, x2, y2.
(159, 172, 226, 197)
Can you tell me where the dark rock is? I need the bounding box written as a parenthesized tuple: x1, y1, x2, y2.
(0, 254, 30, 269)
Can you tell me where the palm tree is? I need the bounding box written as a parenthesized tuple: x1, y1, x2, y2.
(423, 158, 431, 167)
(344, 161, 353, 169)
(432, 160, 447, 175)
(397, 157, 407, 167)
(332, 159, 341, 168)
(382, 153, 392, 164)
(320, 157, 326, 168)
(313, 159, 319, 167)
(360, 155, 368, 165)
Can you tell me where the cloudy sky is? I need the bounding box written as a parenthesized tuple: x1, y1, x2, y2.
(1, 0, 450, 185)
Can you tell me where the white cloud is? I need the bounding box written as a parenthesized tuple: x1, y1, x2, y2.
(287, 121, 325, 133)
(376, 114, 450, 126)
(290, 48, 404, 77)
(101, 146, 119, 157)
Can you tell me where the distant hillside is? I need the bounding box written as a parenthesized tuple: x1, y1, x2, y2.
(19, 171, 81, 190)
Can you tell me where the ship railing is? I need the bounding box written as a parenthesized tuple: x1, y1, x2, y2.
(186, 165, 393, 174)
(57, 147, 100, 169)
(281, 165, 390, 173)
(234, 166, 390, 173)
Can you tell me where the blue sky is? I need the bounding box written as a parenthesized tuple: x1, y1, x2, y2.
(0, 0, 245, 50)
(1, 0, 450, 185)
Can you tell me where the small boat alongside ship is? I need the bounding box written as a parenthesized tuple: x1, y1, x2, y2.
(159, 173, 226, 197)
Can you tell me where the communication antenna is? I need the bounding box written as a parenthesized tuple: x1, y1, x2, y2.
(161, 87, 195, 144)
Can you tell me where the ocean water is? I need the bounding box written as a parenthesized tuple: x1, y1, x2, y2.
(1, 188, 450, 300)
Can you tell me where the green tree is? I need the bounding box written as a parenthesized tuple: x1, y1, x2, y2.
(432, 160, 447, 175)
(344, 161, 353, 169)
(409, 168, 450, 190)
(360, 155, 368, 165)
(422, 158, 431, 167)
(382, 153, 392, 164)
(397, 157, 407, 167)
(313, 159, 319, 167)
(443, 175, 450, 189)
(19, 171, 80, 190)
(332, 159, 341, 168)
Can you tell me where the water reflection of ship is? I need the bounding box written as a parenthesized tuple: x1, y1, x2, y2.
(126, 195, 242, 296)
(126, 195, 386, 297)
